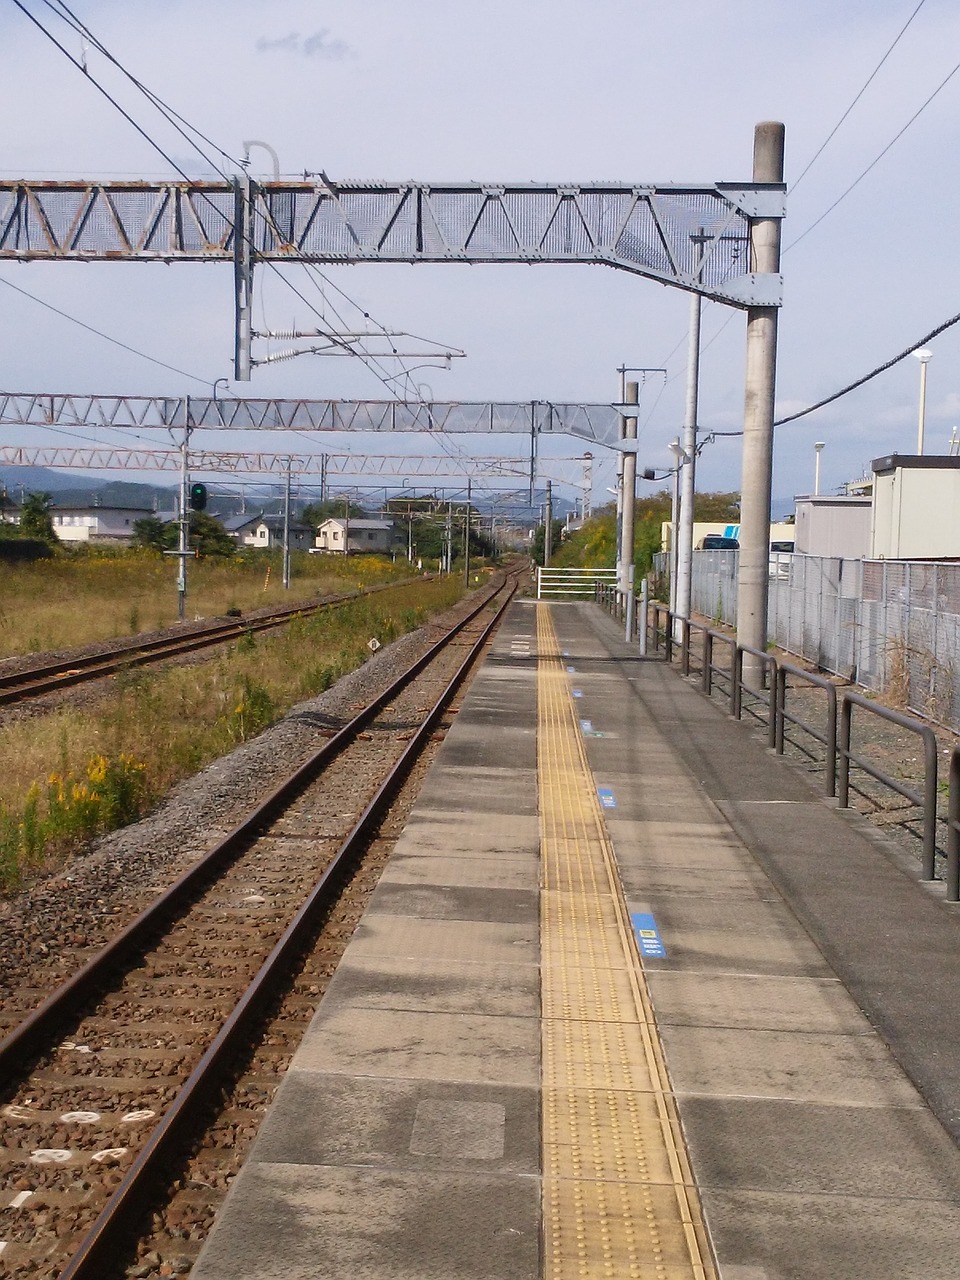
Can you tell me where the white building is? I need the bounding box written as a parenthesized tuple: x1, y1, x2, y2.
(871, 454, 960, 559)
(50, 505, 175, 543)
(224, 513, 313, 551)
(314, 517, 397, 555)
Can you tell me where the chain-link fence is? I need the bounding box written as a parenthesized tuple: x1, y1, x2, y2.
(685, 552, 960, 732)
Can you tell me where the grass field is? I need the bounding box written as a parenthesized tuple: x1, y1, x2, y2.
(0, 548, 411, 659)
(0, 556, 469, 891)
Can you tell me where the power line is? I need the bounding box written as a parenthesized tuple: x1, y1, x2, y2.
(786, 54, 960, 251)
(0, 275, 213, 383)
(773, 309, 960, 427)
(791, 0, 927, 191)
(42, 0, 240, 173)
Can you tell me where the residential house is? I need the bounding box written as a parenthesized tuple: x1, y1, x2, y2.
(50, 504, 176, 543)
(314, 517, 397, 555)
(223, 513, 314, 551)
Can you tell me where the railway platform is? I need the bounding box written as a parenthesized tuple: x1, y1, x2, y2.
(191, 598, 960, 1280)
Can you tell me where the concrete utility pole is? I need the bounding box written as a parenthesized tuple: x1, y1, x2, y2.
(669, 441, 682, 613)
(675, 291, 702, 630)
(619, 382, 639, 638)
(736, 121, 785, 662)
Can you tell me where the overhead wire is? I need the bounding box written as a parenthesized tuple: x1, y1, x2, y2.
(790, 0, 927, 192)
(648, 1, 948, 437)
(0, 276, 212, 384)
(38, 0, 241, 173)
(9, 0, 444, 472)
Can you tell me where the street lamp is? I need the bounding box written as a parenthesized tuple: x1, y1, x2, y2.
(913, 348, 932, 455)
(814, 442, 825, 496)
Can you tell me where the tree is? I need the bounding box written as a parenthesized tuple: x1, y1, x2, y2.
(19, 492, 57, 543)
(301, 498, 367, 529)
(188, 512, 236, 557)
(132, 512, 235, 557)
(132, 516, 169, 552)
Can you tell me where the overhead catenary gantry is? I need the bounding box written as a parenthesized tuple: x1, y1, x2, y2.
(0, 176, 783, 379)
(0, 394, 622, 444)
(0, 444, 534, 479)
(0, 122, 786, 650)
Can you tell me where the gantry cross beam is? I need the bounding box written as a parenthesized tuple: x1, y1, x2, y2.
(0, 395, 622, 446)
(0, 445, 532, 478)
(0, 176, 784, 377)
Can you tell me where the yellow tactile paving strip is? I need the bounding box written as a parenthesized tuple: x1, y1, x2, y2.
(536, 605, 716, 1279)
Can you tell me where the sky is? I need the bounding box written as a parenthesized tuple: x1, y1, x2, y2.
(2, 0, 960, 515)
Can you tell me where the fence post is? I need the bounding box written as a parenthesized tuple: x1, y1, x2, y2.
(824, 683, 837, 799)
(703, 631, 713, 695)
(838, 695, 852, 808)
(775, 666, 786, 754)
(638, 579, 649, 655)
(949, 748, 960, 903)
(921, 727, 938, 881)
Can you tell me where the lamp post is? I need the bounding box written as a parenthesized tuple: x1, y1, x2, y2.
(913, 349, 932, 455)
(814, 442, 825, 496)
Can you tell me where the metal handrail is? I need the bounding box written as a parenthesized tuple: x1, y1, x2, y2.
(838, 690, 939, 879)
(775, 662, 838, 798)
(702, 626, 736, 698)
(651, 602, 672, 661)
(733, 643, 777, 746)
(948, 747, 960, 902)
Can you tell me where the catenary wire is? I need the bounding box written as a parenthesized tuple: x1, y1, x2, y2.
(791, 0, 927, 191)
(0, 276, 212, 384)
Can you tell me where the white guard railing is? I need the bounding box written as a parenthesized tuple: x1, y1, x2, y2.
(536, 566, 618, 599)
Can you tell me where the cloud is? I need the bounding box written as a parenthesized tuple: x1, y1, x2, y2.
(256, 30, 354, 60)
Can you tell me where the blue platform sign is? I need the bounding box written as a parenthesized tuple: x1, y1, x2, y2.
(630, 912, 667, 958)
(597, 787, 617, 809)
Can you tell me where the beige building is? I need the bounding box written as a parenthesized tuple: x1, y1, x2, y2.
(871, 454, 960, 559)
(794, 494, 872, 558)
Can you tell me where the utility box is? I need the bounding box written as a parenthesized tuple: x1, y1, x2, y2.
(794, 494, 872, 558)
(871, 455, 960, 559)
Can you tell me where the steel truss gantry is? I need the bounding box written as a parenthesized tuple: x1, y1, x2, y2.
(0, 395, 622, 447)
(0, 445, 531, 479)
(0, 176, 785, 376)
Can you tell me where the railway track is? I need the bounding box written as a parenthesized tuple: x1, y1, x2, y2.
(0, 578, 412, 708)
(0, 566, 522, 1279)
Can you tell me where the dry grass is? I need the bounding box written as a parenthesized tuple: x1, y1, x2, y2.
(0, 549, 410, 658)
(0, 575, 465, 890)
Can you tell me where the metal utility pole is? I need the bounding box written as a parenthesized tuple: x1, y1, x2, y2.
(176, 398, 192, 622)
(736, 121, 785, 661)
(463, 479, 472, 586)
(619, 382, 638, 637)
(544, 481, 554, 567)
(675, 290, 702, 630)
(281, 461, 292, 589)
(445, 500, 453, 574)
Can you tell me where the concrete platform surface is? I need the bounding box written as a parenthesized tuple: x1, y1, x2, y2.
(191, 598, 960, 1280)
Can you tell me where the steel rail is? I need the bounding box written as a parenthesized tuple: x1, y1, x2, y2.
(0, 570, 515, 1084)
(54, 570, 518, 1279)
(0, 578, 412, 707)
